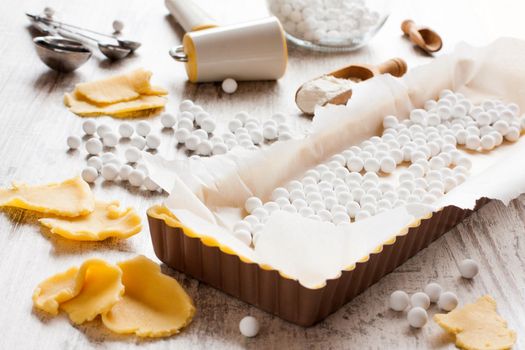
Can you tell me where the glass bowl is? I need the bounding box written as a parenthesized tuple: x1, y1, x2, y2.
(267, 0, 390, 52)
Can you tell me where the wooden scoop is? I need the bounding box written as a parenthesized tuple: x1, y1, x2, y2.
(295, 58, 408, 114)
(401, 19, 442, 53)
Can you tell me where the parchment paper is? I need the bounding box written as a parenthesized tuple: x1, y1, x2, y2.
(146, 38, 525, 288)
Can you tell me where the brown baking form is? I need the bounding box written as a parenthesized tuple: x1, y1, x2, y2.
(146, 39, 525, 326)
(147, 197, 490, 326)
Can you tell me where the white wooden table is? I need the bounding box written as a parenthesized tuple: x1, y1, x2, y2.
(1, 0, 524, 348)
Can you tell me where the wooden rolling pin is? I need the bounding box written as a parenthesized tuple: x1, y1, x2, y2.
(295, 58, 408, 114)
(401, 19, 443, 53)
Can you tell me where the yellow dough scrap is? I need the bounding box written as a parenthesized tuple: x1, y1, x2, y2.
(64, 93, 167, 118)
(102, 255, 195, 337)
(73, 68, 167, 104)
(32, 256, 194, 337)
(434, 295, 516, 350)
(110, 107, 165, 119)
(32, 266, 79, 315)
(145, 85, 169, 96)
(0, 176, 94, 217)
(64, 68, 168, 118)
(33, 259, 124, 324)
(39, 200, 142, 241)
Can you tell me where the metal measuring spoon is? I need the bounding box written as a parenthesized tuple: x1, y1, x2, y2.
(115, 39, 141, 52)
(27, 13, 132, 60)
(54, 27, 131, 60)
(52, 18, 141, 51)
(28, 14, 141, 51)
(33, 36, 92, 72)
(96, 42, 131, 60)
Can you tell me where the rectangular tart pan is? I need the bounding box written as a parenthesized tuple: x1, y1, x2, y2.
(148, 197, 490, 326)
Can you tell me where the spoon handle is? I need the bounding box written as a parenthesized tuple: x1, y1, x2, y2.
(402, 19, 429, 47)
(401, 20, 416, 36)
(401, 19, 427, 48)
(376, 58, 408, 77)
(29, 15, 107, 40)
(56, 26, 99, 45)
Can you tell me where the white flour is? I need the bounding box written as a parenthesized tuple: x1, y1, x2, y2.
(296, 75, 357, 114)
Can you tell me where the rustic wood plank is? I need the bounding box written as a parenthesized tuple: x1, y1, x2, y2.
(1, 0, 524, 349)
